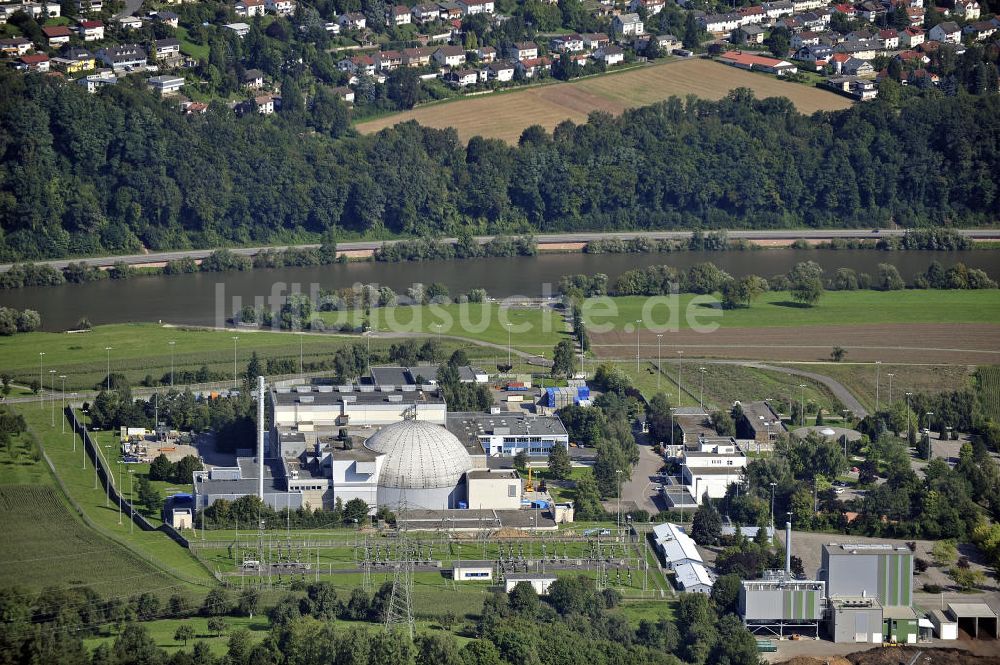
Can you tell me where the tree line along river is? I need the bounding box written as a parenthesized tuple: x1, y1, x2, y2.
(1, 249, 998, 331)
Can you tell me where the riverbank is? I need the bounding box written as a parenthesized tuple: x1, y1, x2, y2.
(3, 228, 999, 273)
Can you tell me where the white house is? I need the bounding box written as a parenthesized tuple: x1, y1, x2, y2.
(338, 12, 366, 29)
(147, 74, 184, 95)
(388, 4, 411, 24)
(675, 562, 714, 594)
(79, 20, 104, 41)
(456, 0, 493, 15)
(235, 0, 265, 17)
(953, 0, 980, 20)
(224, 22, 251, 38)
(613, 13, 644, 36)
(42, 25, 72, 45)
(899, 26, 924, 47)
(484, 60, 514, 81)
(265, 0, 295, 15)
(681, 437, 747, 500)
(878, 29, 899, 49)
(700, 13, 740, 33)
(507, 41, 538, 60)
(446, 68, 480, 86)
(433, 45, 466, 67)
(928, 21, 961, 44)
(412, 3, 441, 21)
(594, 45, 624, 65)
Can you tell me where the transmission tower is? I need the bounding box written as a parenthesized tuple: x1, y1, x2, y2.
(383, 496, 414, 638)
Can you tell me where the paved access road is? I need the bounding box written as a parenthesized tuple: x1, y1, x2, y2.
(4, 229, 998, 272)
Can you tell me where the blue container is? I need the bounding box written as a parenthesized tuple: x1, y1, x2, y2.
(458, 501, 467, 509)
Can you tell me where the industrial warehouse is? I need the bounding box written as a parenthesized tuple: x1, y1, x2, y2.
(192, 366, 572, 521)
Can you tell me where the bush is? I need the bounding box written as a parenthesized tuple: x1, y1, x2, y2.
(923, 584, 942, 594)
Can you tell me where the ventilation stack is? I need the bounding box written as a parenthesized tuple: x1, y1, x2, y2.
(785, 521, 792, 577)
(257, 375, 265, 501)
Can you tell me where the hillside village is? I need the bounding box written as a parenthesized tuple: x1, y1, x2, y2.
(0, 0, 996, 114)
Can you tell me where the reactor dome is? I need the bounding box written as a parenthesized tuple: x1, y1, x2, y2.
(364, 419, 474, 492)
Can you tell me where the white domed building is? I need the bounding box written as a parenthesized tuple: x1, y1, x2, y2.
(364, 419, 474, 510)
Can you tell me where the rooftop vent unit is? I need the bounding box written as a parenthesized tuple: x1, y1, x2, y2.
(299, 395, 314, 403)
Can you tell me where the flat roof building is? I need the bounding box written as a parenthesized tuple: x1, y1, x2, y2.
(505, 573, 557, 594)
(447, 412, 568, 458)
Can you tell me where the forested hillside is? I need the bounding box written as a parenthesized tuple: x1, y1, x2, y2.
(1, 71, 998, 261)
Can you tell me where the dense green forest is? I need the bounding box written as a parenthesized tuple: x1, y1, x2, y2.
(1, 70, 998, 261)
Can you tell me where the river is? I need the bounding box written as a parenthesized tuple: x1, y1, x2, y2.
(2, 249, 998, 331)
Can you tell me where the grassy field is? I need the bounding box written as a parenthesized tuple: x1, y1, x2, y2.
(356, 58, 852, 143)
(0, 323, 496, 391)
(794, 362, 975, 414)
(605, 360, 842, 415)
(593, 290, 1000, 332)
(976, 366, 1000, 422)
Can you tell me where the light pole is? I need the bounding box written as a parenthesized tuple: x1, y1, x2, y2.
(105, 347, 113, 391)
(887, 372, 894, 404)
(80, 408, 88, 470)
(168, 340, 176, 387)
(905, 392, 913, 440)
(699, 367, 706, 410)
(635, 319, 641, 376)
(299, 333, 304, 379)
(676, 350, 684, 406)
(37, 352, 45, 410)
(769, 482, 777, 532)
(128, 470, 134, 535)
(506, 323, 512, 371)
(875, 361, 881, 413)
(231, 336, 239, 388)
(798, 384, 807, 426)
(59, 375, 66, 433)
(670, 407, 675, 451)
(925, 412, 934, 461)
(656, 334, 663, 390)
(49, 369, 56, 427)
(117, 460, 124, 524)
(69, 393, 78, 450)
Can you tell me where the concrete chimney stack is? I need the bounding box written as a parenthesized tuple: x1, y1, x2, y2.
(785, 521, 792, 577)
(257, 375, 265, 501)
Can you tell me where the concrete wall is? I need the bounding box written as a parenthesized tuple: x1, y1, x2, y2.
(829, 606, 883, 643)
(505, 577, 556, 594)
(377, 483, 463, 510)
(467, 476, 521, 510)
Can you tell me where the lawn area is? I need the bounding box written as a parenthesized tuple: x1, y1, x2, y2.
(356, 58, 851, 143)
(83, 615, 270, 657)
(604, 359, 842, 415)
(175, 26, 209, 60)
(17, 406, 216, 591)
(320, 301, 567, 352)
(0, 323, 496, 391)
(594, 290, 1000, 332)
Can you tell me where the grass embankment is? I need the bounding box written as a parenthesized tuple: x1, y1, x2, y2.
(0, 323, 498, 391)
(599, 290, 1000, 331)
(605, 360, 841, 415)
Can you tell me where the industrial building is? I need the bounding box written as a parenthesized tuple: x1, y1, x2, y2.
(680, 437, 747, 500)
(821, 543, 914, 608)
(446, 411, 569, 458)
(651, 522, 715, 594)
(504, 573, 557, 594)
(736, 400, 785, 444)
(451, 560, 494, 581)
(271, 382, 447, 428)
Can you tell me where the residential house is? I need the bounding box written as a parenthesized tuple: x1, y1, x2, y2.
(613, 13, 644, 37)
(515, 56, 550, 77)
(0, 37, 32, 56)
(324, 22, 340, 34)
(902, 67, 939, 85)
(438, 2, 463, 20)
(794, 44, 834, 64)
(581, 32, 609, 49)
(147, 74, 184, 95)
(338, 12, 366, 30)
(899, 26, 924, 47)
(155, 11, 179, 27)
(738, 5, 766, 24)
(699, 13, 740, 34)
(842, 56, 874, 76)
(799, 11, 827, 29)
(412, 4, 441, 21)
(928, 21, 960, 44)
(476, 45, 496, 61)
(905, 7, 923, 26)
(832, 3, 855, 17)
(42, 25, 73, 46)
(338, 54, 376, 75)
(594, 44, 624, 65)
(761, 0, 794, 19)
(718, 50, 797, 75)
(152, 38, 182, 65)
(791, 0, 824, 10)
(376, 50, 402, 70)
(834, 39, 879, 59)
(963, 21, 996, 42)
(878, 29, 899, 49)
(51, 55, 93, 73)
(224, 22, 251, 37)
(445, 68, 480, 86)
(265, 0, 295, 16)
(953, 0, 980, 20)
(118, 16, 143, 29)
(97, 44, 148, 70)
(253, 93, 275, 114)
(855, 0, 884, 22)
(18, 53, 50, 71)
(331, 85, 354, 102)
(76, 0, 102, 14)
(79, 20, 104, 42)
(549, 34, 584, 52)
(507, 41, 537, 61)
(736, 24, 765, 44)
(181, 101, 209, 114)
(432, 44, 466, 67)
(484, 59, 514, 81)
(235, 0, 265, 17)
(825, 75, 878, 100)
(636, 33, 681, 53)
(401, 46, 434, 67)
(775, 16, 803, 32)
(387, 5, 411, 24)
(456, 0, 493, 15)
(791, 30, 822, 48)
(630, 0, 664, 15)
(895, 49, 929, 65)
(78, 69, 117, 92)
(242, 68, 265, 88)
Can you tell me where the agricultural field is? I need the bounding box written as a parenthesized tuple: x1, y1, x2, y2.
(977, 366, 1000, 422)
(603, 360, 843, 416)
(356, 58, 852, 143)
(0, 484, 182, 597)
(590, 290, 1000, 364)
